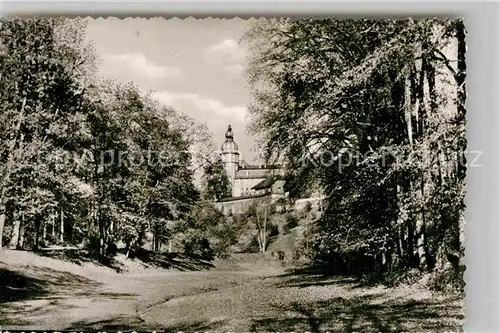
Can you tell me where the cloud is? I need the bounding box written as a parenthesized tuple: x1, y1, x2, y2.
(203, 39, 246, 74)
(152, 91, 247, 123)
(100, 53, 183, 81)
(225, 64, 245, 75)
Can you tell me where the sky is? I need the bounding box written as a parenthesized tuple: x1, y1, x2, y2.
(85, 17, 259, 162)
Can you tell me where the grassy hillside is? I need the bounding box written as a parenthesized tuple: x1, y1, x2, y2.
(223, 203, 319, 264)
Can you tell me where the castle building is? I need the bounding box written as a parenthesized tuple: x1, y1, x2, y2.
(216, 125, 287, 214)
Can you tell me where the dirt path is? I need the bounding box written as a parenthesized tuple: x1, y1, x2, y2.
(0, 250, 463, 332)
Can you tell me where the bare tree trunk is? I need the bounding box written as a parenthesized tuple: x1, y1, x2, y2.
(0, 208, 5, 259)
(263, 207, 267, 252)
(43, 219, 47, 240)
(404, 70, 414, 145)
(414, 169, 428, 270)
(0, 97, 26, 253)
(154, 234, 160, 252)
(396, 224, 403, 260)
(456, 19, 467, 265)
(19, 214, 25, 250)
(407, 220, 415, 267)
(455, 19, 467, 124)
(393, 182, 405, 265)
(9, 218, 21, 249)
(51, 211, 56, 238)
(458, 214, 466, 266)
(416, 106, 428, 270)
(60, 209, 64, 243)
(305, 218, 309, 255)
(416, 215, 428, 269)
(412, 38, 431, 271)
(404, 65, 418, 269)
(99, 216, 105, 257)
(256, 206, 268, 253)
(8, 160, 25, 250)
(34, 218, 41, 251)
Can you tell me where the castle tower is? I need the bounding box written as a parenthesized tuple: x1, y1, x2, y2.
(220, 125, 239, 196)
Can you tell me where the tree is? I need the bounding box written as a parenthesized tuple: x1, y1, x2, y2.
(202, 156, 231, 201)
(156, 103, 217, 189)
(0, 18, 203, 261)
(244, 18, 466, 284)
(0, 18, 95, 253)
(255, 205, 268, 253)
(246, 201, 272, 254)
(102, 84, 200, 257)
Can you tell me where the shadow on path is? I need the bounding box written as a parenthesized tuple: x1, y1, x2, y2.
(249, 294, 463, 332)
(252, 263, 464, 332)
(131, 250, 215, 272)
(37, 248, 215, 272)
(162, 320, 229, 332)
(68, 315, 148, 331)
(0, 265, 132, 328)
(36, 249, 124, 272)
(0, 268, 47, 303)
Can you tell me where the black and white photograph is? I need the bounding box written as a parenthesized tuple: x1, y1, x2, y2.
(0, 16, 466, 332)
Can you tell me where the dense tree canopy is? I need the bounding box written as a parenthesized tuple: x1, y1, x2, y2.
(202, 156, 231, 201)
(244, 18, 466, 285)
(0, 18, 206, 259)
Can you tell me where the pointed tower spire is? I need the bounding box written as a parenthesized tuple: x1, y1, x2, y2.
(225, 124, 234, 140)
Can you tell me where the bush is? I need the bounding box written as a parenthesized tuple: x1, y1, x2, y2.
(195, 204, 225, 229)
(429, 266, 466, 292)
(378, 267, 422, 287)
(284, 213, 299, 233)
(209, 222, 238, 258)
(246, 235, 261, 253)
(106, 239, 118, 256)
(292, 231, 315, 261)
(82, 234, 102, 258)
(182, 229, 214, 260)
(2, 225, 12, 247)
(268, 223, 279, 237)
(292, 246, 302, 260)
(211, 241, 231, 258)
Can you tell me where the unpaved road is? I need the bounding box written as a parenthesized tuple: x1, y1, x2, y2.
(0, 250, 463, 332)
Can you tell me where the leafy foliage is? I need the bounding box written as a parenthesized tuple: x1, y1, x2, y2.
(244, 18, 466, 287)
(202, 156, 231, 201)
(0, 18, 203, 261)
(283, 213, 299, 234)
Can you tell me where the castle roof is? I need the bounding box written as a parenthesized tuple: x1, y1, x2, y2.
(236, 167, 281, 179)
(235, 168, 268, 179)
(252, 178, 275, 190)
(239, 164, 281, 170)
(216, 192, 270, 202)
(252, 175, 286, 190)
(235, 164, 284, 179)
(221, 125, 239, 153)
